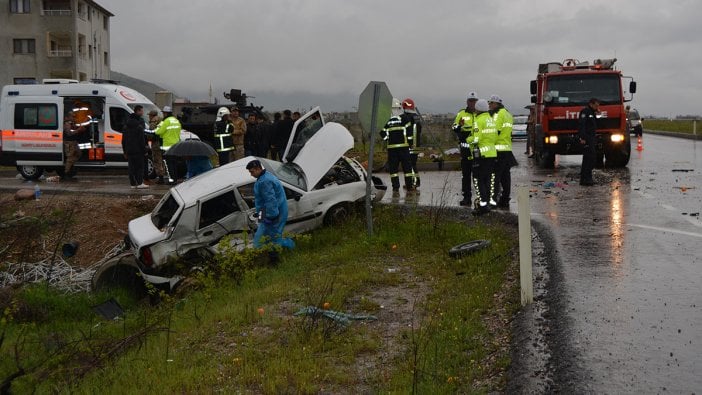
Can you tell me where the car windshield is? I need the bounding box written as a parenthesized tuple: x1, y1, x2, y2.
(259, 158, 307, 191)
(513, 115, 528, 124)
(151, 192, 180, 230)
(628, 109, 640, 120)
(546, 74, 621, 106)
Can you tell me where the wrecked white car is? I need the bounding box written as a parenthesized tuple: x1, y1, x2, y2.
(92, 107, 386, 291)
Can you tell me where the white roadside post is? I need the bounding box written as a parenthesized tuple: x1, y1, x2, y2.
(518, 186, 533, 305)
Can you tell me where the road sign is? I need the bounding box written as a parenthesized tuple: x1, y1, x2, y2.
(358, 81, 392, 135)
(358, 81, 393, 237)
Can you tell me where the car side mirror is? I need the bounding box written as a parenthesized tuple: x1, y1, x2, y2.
(629, 81, 637, 94)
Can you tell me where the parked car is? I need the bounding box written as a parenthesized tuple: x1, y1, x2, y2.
(627, 108, 643, 136)
(512, 115, 528, 140)
(92, 107, 386, 290)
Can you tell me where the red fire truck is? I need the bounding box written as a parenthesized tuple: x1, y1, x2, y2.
(529, 58, 637, 168)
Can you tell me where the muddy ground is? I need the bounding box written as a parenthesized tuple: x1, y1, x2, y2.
(0, 192, 157, 269)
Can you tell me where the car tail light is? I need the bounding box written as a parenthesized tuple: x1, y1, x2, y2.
(141, 247, 154, 267)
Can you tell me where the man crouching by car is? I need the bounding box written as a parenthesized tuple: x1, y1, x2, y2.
(246, 160, 295, 263)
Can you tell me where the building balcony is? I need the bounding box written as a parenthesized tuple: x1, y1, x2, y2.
(48, 49, 72, 57)
(41, 8, 71, 16)
(41, 0, 72, 16)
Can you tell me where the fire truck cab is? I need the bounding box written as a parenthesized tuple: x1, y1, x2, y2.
(529, 58, 637, 168)
(0, 80, 161, 180)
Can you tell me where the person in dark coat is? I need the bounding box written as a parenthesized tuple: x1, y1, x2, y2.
(578, 98, 599, 186)
(275, 110, 294, 160)
(122, 105, 149, 188)
(269, 112, 282, 159)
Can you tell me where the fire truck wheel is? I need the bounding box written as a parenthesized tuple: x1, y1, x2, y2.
(17, 165, 44, 180)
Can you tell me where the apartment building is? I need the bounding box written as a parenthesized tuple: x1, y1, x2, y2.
(0, 0, 112, 85)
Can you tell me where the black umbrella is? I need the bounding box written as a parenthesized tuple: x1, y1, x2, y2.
(164, 139, 217, 157)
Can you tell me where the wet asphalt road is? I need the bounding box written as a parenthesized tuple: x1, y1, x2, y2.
(376, 136, 702, 393)
(2, 136, 700, 392)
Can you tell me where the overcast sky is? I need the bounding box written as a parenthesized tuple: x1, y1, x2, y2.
(105, 0, 701, 117)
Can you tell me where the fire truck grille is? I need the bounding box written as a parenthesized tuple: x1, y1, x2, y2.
(548, 117, 621, 131)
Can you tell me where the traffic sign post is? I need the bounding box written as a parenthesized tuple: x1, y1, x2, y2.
(358, 81, 392, 236)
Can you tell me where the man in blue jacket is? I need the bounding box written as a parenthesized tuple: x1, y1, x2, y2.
(246, 160, 294, 261)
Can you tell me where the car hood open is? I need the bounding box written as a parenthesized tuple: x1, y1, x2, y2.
(283, 107, 354, 191)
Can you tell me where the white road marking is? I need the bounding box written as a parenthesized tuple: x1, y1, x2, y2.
(627, 223, 702, 239)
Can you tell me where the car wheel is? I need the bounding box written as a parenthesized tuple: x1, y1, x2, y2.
(18, 165, 44, 180)
(448, 239, 491, 258)
(91, 253, 147, 297)
(324, 203, 350, 226)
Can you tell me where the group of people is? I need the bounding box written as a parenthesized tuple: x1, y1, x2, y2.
(451, 92, 517, 215)
(214, 107, 301, 166)
(122, 105, 212, 188)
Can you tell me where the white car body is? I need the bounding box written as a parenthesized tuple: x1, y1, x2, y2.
(512, 115, 528, 140)
(121, 107, 386, 286)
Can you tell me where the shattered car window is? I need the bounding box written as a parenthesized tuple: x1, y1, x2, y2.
(199, 191, 240, 229)
(151, 193, 180, 230)
(259, 158, 307, 191)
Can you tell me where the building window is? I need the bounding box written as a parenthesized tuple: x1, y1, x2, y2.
(13, 39, 35, 54)
(13, 77, 37, 84)
(104, 51, 109, 67)
(9, 0, 30, 13)
(88, 45, 92, 59)
(103, 14, 108, 29)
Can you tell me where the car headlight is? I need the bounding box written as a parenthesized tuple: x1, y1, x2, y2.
(610, 134, 624, 142)
(545, 136, 558, 144)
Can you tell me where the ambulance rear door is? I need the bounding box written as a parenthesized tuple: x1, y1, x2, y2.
(9, 96, 64, 167)
(62, 96, 106, 165)
(105, 105, 130, 166)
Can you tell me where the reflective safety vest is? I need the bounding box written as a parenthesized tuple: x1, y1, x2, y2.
(155, 116, 182, 149)
(470, 112, 497, 158)
(380, 114, 412, 149)
(214, 121, 234, 152)
(493, 107, 514, 152)
(453, 108, 476, 149)
(72, 101, 94, 128)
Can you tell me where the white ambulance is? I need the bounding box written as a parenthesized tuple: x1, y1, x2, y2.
(0, 79, 163, 180)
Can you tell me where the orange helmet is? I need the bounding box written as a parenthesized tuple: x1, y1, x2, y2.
(401, 98, 415, 110)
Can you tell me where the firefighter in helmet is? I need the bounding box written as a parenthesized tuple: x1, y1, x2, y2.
(214, 107, 234, 166)
(380, 98, 417, 192)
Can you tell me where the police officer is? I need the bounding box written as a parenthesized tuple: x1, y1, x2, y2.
(380, 98, 417, 192)
(213, 107, 234, 166)
(578, 98, 599, 186)
(489, 95, 516, 209)
(452, 92, 478, 206)
(156, 106, 182, 184)
(469, 99, 498, 215)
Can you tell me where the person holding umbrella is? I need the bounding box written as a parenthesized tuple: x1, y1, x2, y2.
(164, 138, 217, 179)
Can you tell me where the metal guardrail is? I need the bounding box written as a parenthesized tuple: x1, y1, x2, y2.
(41, 9, 72, 16)
(48, 49, 72, 57)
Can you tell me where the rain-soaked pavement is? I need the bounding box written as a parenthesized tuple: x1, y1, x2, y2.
(376, 136, 702, 393)
(2, 135, 700, 392)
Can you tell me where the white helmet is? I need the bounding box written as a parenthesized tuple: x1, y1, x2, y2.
(391, 97, 403, 116)
(216, 106, 230, 121)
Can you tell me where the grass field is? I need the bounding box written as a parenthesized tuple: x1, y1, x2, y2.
(1, 205, 520, 393)
(644, 119, 701, 134)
